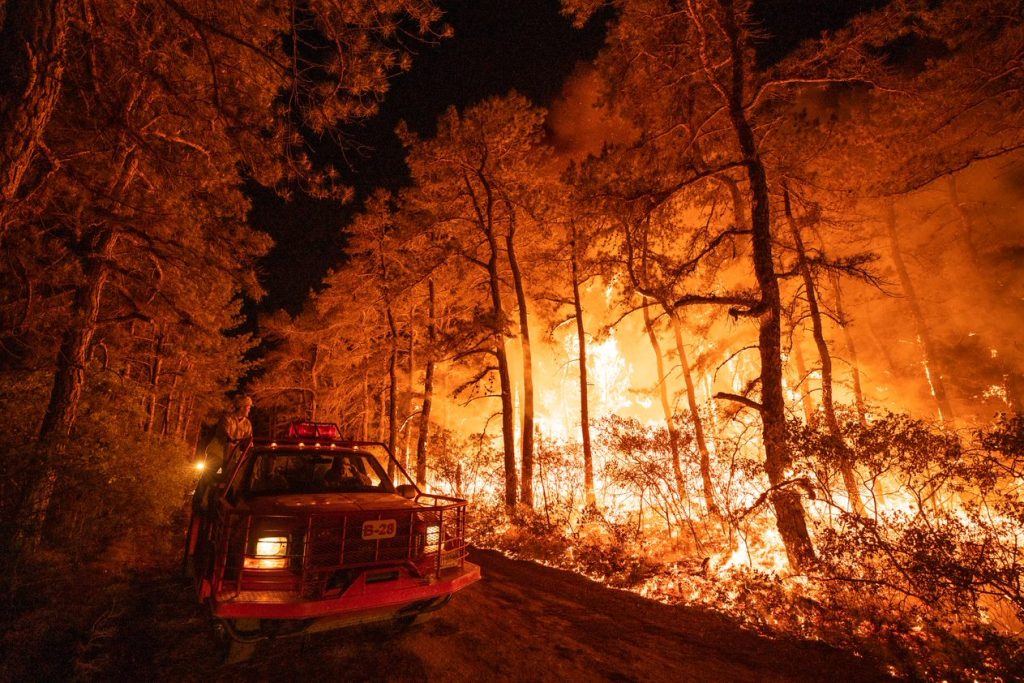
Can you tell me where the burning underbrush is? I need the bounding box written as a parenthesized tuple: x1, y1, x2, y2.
(468, 412, 1024, 681)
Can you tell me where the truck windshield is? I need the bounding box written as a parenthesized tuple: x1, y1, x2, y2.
(243, 450, 394, 495)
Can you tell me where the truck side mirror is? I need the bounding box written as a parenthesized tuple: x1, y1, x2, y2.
(396, 484, 417, 500)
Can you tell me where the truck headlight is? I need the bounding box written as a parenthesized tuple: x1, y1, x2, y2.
(424, 525, 441, 554)
(244, 536, 289, 569)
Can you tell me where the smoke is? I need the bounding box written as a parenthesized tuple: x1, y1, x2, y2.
(546, 65, 636, 160)
(837, 155, 1024, 420)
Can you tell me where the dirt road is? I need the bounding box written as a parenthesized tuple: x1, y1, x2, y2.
(100, 548, 891, 682)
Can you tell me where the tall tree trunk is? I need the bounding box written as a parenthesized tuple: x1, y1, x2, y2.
(784, 187, 864, 515)
(475, 184, 517, 507)
(13, 138, 139, 558)
(173, 388, 185, 438)
(884, 202, 955, 423)
(415, 280, 436, 488)
(487, 260, 517, 508)
(664, 305, 719, 517)
(720, 0, 815, 569)
(505, 214, 534, 508)
(183, 394, 195, 444)
(308, 344, 322, 421)
(789, 332, 817, 425)
(361, 368, 371, 440)
(402, 305, 415, 471)
(145, 332, 164, 434)
(493, 339, 517, 508)
(570, 229, 596, 508)
(377, 380, 387, 443)
(386, 308, 399, 478)
(0, 0, 71, 243)
(642, 300, 686, 499)
(162, 371, 180, 437)
(829, 272, 868, 427)
(14, 229, 117, 556)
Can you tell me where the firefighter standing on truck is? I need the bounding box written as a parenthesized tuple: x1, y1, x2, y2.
(195, 395, 253, 510)
(207, 395, 253, 474)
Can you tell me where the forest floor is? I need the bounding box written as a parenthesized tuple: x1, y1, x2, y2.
(2, 546, 895, 682)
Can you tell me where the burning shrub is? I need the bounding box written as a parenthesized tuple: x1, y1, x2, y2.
(595, 415, 694, 541)
(533, 433, 584, 529)
(475, 411, 1024, 679)
(427, 427, 504, 503)
(977, 412, 1024, 477)
(797, 412, 1024, 679)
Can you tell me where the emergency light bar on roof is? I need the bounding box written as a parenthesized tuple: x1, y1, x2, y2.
(287, 421, 342, 439)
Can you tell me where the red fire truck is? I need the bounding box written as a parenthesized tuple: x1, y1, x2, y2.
(184, 422, 480, 660)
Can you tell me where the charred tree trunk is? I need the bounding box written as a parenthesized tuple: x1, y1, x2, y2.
(721, 0, 815, 569)
(946, 175, 981, 269)
(309, 344, 323, 421)
(173, 387, 186, 438)
(664, 305, 719, 518)
(506, 214, 534, 508)
(570, 227, 596, 508)
(415, 280, 436, 488)
(183, 395, 196, 446)
(884, 202, 955, 424)
(162, 370, 180, 438)
(0, 0, 71, 242)
(642, 300, 686, 500)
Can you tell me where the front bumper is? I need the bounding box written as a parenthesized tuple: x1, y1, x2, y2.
(212, 561, 480, 620)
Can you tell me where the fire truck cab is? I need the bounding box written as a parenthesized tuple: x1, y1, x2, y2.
(184, 422, 479, 657)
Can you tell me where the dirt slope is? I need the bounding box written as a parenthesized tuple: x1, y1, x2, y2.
(97, 548, 891, 682)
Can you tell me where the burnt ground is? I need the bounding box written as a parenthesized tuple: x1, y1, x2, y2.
(7, 548, 893, 682)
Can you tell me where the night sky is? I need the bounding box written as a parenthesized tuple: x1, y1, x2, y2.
(250, 0, 885, 316)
